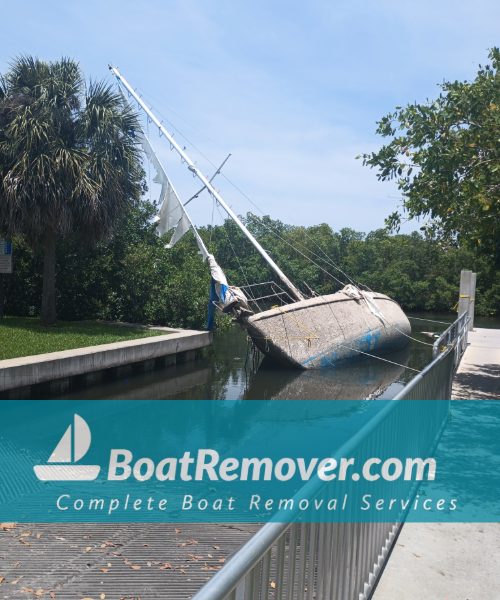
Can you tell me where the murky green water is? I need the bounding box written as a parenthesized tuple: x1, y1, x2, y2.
(53, 313, 500, 400)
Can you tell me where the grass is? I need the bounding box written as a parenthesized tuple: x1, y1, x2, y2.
(0, 316, 168, 360)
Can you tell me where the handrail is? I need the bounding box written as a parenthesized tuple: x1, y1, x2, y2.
(190, 396, 436, 600)
(432, 311, 469, 359)
(395, 312, 470, 401)
(392, 340, 454, 400)
(191, 318, 467, 600)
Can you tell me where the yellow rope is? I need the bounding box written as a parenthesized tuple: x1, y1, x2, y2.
(260, 305, 319, 347)
(453, 296, 474, 312)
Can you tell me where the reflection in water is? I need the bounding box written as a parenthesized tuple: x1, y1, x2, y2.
(53, 327, 413, 400)
(246, 345, 410, 400)
(52, 310, 497, 400)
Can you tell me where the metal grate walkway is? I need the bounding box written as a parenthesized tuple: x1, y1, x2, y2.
(0, 523, 262, 600)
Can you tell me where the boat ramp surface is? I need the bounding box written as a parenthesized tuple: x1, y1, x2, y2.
(0, 522, 262, 600)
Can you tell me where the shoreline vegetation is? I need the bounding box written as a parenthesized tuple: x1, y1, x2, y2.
(1, 200, 499, 333)
(0, 317, 166, 361)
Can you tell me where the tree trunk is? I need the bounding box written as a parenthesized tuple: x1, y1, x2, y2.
(40, 231, 57, 325)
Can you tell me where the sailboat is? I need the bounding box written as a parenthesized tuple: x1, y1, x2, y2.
(110, 67, 411, 370)
(33, 414, 100, 481)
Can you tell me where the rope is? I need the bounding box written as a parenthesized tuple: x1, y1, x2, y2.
(407, 317, 451, 325)
(340, 345, 421, 373)
(390, 323, 434, 346)
(271, 305, 318, 347)
(452, 295, 474, 312)
(250, 305, 319, 347)
(214, 203, 261, 311)
(132, 90, 364, 291)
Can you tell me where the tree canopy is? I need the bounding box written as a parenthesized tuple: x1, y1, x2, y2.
(0, 55, 142, 324)
(360, 48, 500, 265)
(3, 203, 499, 325)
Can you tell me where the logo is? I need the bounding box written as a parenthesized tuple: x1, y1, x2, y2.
(33, 414, 100, 481)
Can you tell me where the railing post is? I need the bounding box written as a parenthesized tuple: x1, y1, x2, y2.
(458, 270, 472, 321)
(468, 272, 476, 331)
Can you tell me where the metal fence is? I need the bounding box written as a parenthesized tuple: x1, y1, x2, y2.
(393, 311, 470, 400)
(191, 399, 450, 600)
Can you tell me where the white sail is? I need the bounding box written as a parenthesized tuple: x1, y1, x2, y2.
(74, 414, 91, 462)
(47, 425, 72, 463)
(117, 85, 208, 260)
(137, 128, 210, 261)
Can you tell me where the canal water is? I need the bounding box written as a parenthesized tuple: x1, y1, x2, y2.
(52, 313, 500, 401)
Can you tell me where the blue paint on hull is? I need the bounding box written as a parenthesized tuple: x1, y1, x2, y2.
(303, 324, 408, 369)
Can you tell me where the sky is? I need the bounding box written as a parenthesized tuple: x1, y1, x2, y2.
(1, 0, 499, 234)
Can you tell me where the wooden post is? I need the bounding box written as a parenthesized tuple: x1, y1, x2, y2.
(458, 270, 472, 320)
(468, 272, 476, 331)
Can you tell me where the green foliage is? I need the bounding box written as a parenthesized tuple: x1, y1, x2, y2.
(199, 215, 499, 316)
(0, 55, 143, 324)
(0, 55, 141, 243)
(3, 202, 499, 326)
(0, 316, 165, 360)
(360, 48, 500, 264)
(3, 199, 216, 330)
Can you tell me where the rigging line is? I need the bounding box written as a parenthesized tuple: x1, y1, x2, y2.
(131, 89, 368, 291)
(390, 322, 434, 347)
(338, 345, 421, 373)
(136, 94, 366, 288)
(134, 86, 228, 154)
(213, 195, 348, 290)
(131, 93, 361, 286)
(147, 117, 152, 204)
(407, 316, 451, 325)
(254, 224, 348, 289)
(132, 95, 220, 173)
(216, 170, 369, 288)
(136, 84, 364, 287)
(209, 196, 215, 249)
(216, 172, 366, 288)
(214, 202, 262, 311)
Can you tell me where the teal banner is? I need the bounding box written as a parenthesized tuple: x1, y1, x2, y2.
(0, 400, 498, 523)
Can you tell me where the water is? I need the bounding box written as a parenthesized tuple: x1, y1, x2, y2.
(52, 313, 500, 400)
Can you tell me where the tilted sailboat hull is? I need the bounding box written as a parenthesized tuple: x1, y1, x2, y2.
(242, 291, 410, 369)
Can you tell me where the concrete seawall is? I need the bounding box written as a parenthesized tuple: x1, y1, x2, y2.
(0, 329, 212, 399)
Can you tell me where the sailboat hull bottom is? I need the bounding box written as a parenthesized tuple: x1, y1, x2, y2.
(242, 291, 411, 369)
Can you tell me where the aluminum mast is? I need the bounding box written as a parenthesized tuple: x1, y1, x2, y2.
(110, 66, 305, 303)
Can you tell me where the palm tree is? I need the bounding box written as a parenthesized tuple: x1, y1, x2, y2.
(0, 55, 142, 325)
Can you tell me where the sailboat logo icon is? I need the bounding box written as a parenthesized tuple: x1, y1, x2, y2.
(33, 414, 101, 481)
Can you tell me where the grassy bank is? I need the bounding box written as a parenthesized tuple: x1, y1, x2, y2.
(0, 317, 167, 360)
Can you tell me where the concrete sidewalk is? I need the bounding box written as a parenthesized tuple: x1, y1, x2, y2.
(452, 328, 500, 399)
(372, 522, 500, 600)
(373, 331, 500, 599)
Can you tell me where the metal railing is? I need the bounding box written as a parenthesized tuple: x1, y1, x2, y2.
(393, 312, 470, 401)
(191, 399, 450, 600)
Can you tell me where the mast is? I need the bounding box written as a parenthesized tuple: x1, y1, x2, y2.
(117, 82, 210, 261)
(110, 66, 305, 303)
